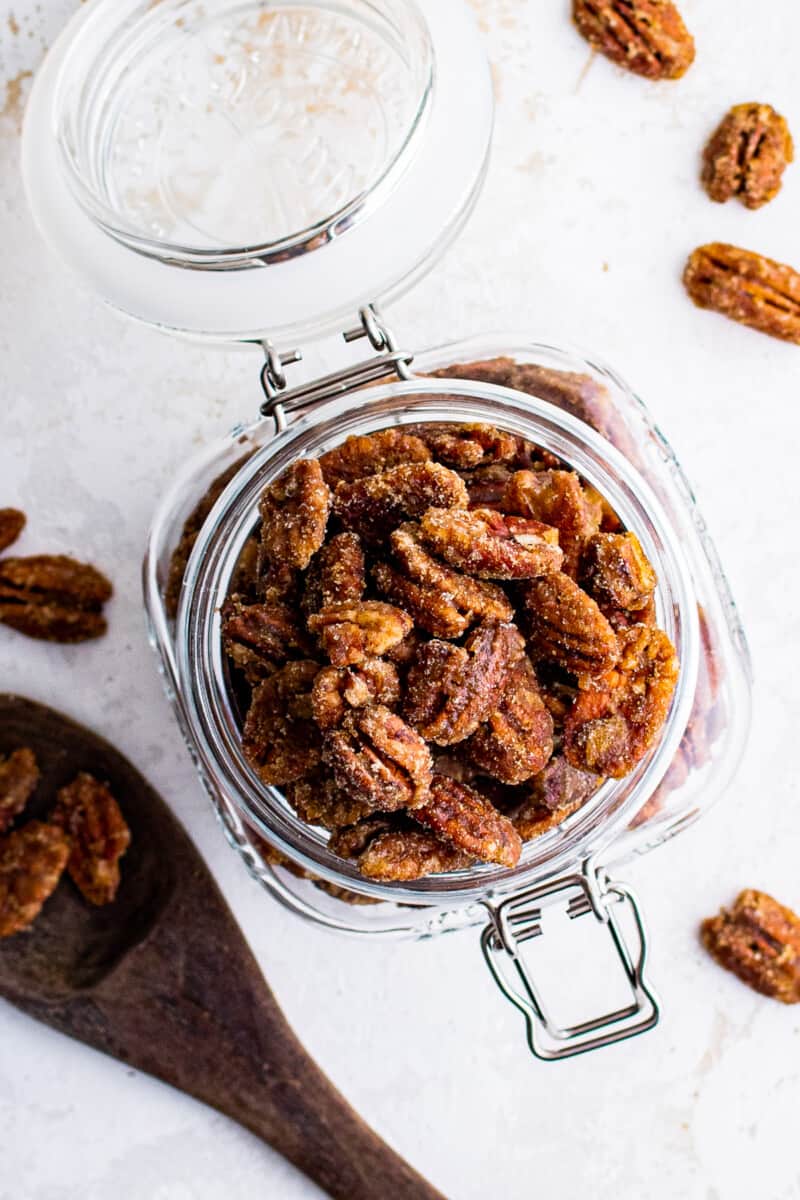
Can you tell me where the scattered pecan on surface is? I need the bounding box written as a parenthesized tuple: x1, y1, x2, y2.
(52, 773, 131, 906)
(0, 509, 25, 554)
(701, 889, 800, 1003)
(0, 747, 40, 834)
(572, 0, 695, 80)
(684, 243, 800, 344)
(702, 103, 793, 210)
(0, 555, 112, 643)
(0, 821, 70, 937)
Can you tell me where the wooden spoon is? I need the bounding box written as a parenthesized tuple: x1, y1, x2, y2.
(0, 695, 446, 1200)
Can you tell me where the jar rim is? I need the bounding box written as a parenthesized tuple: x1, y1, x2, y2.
(174, 375, 701, 905)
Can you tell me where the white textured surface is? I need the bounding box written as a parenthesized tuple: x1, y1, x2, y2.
(2, 2, 800, 1198)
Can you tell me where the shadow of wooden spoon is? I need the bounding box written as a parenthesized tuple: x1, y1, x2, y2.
(0, 695, 446, 1200)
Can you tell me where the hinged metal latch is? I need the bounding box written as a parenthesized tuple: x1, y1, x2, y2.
(259, 304, 414, 429)
(481, 862, 659, 1061)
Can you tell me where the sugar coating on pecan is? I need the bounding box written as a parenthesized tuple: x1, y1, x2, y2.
(414, 774, 521, 867)
(467, 656, 554, 784)
(317, 532, 366, 607)
(563, 624, 679, 777)
(0, 554, 113, 643)
(418, 506, 563, 580)
(407, 422, 518, 469)
(333, 461, 468, 543)
(510, 796, 586, 842)
(311, 659, 401, 730)
(701, 889, 800, 1004)
(323, 704, 432, 812)
(580, 531, 657, 616)
(684, 243, 800, 345)
(52, 773, 131, 906)
(702, 103, 794, 211)
(404, 621, 526, 745)
(308, 600, 412, 667)
(572, 0, 695, 81)
(358, 827, 475, 881)
(242, 661, 322, 786)
(0, 509, 25, 554)
(319, 429, 431, 488)
(523, 571, 619, 676)
(504, 469, 600, 577)
(0, 820, 70, 937)
(259, 459, 331, 571)
(0, 747, 40, 834)
(284, 773, 374, 831)
(222, 595, 312, 681)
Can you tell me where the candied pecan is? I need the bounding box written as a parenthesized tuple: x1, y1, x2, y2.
(701, 889, 800, 1004)
(684, 243, 800, 344)
(318, 429, 430, 488)
(222, 595, 312, 681)
(504, 470, 599, 577)
(328, 814, 398, 860)
(572, 0, 694, 80)
(702, 104, 793, 210)
(323, 704, 432, 811)
(0, 821, 70, 937)
(0, 554, 112, 643)
(467, 657, 554, 784)
(526, 754, 602, 812)
(404, 621, 526, 745)
(242, 661, 322, 786)
(317, 532, 365, 607)
(407, 422, 518, 469)
(522, 571, 619, 676)
(284, 773, 374, 830)
(582, 483, 621, 533)
(333, 461, 468, 543)
(359, 828, 475, 881)
(384, 627, 427, 668)
(0, 748, 39, 834)
(307, 600, 412, 667)
(51, 773, 131, 906)
(460, 464, 515, 508)
(311, 659, 401, 730)
(563, 624, 679, 777)
(580, 531, 657, 616)
(259, 459, 331, 571)
(603, 593, 657, 632)
(374, 524, 513, 638)
(418, 507, 563, 580)
(510, 796, 585, 842)
(414, 774, 521, 866)
(0, 509, 25, 554)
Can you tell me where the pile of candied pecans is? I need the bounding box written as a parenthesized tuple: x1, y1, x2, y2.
(219, 407, 679, 884)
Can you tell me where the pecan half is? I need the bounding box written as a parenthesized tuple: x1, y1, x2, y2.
(356, 825, 475, 881)
(0, 821, 70, 937)
(563, 624, 679, 777)
(259, 459, 331, 571)
(319, 429, 431, 488)
(414, 774, 521, 867)
(307, 600, 412, 667)
(407, 422, 518, 469)
(467, 656, 554, 784)
(0, 748, 40, 834)
(242, 660, 322, 786)
(701, 889, 800, 1003)
(522, 571, 619, 676)
(504, 470, 599, 577)
(580, 531, 657, 616)
(52, 773, 131, 906)
(684, 243, 800, 344)
(404, 621, 526, 745)
(333, 461, 468, 543)
(323, 704, 432, 811)
(418, 506, 563, 579)
(0, 509, 25, 554)
(525, 754, 602, 813)
(222, 595, 312, 681)
(572, 0, 695, 80)
(311, 659, 401, 730)
(317, 532, 366, 607)
(0, 554, 112, 643)
(284, 773, 374, 831)
(702, 103, 794, 210)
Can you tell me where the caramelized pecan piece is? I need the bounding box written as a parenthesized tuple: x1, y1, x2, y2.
(319, 430, 431, 488)
(407, 422, 518, 469)
(525, 754, 602, 812)
(0, 821, 70, 937)
(329, 814, 474, 881)
(0, 748, 40, 834)
(701, 889, 800, 1003)
(0, 554, 112, 643)
(259, 459, 331, 571)
(563, 624, 679, 777)
(52, 773, 131, 906)
(572, 0, 695, 80)
(242, 661, 322, 786)
(333, 461, 468, 543)
(317, 532, 366, 606)
(510, 797, 586, 842)
(308, 600, 412, 667)
(684, 243, 800, 344)
(414, 774, 521, 867)
(311, 659, 401, 730)
(222, 594, 312, 681)
(0, 509, 25, 554)
(467, 657, 554, 784)
(504, 469, 600, 577)
(418, 507, 563, 580)
(404, 621, 526, 745)
(580, 531, 657, 616)
(460, 464, 515, 508)
(702, 103, 793, 210)
(522, 571, 619, 676)
(284, 773, 374, 831)
(323, 704, 432, 812)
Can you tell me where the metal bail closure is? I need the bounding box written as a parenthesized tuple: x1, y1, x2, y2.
(481, 861, 659, 1061)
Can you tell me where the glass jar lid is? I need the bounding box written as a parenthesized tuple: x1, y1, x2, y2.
(22, 0, 493, 343)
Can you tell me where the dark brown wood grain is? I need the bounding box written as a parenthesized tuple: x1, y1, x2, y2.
(0, 695, 446, 1200)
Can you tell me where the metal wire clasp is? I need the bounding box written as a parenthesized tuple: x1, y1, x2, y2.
(481, 861, 659, 1061)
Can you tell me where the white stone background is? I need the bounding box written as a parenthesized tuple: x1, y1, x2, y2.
(1, 1, 799, 1197)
